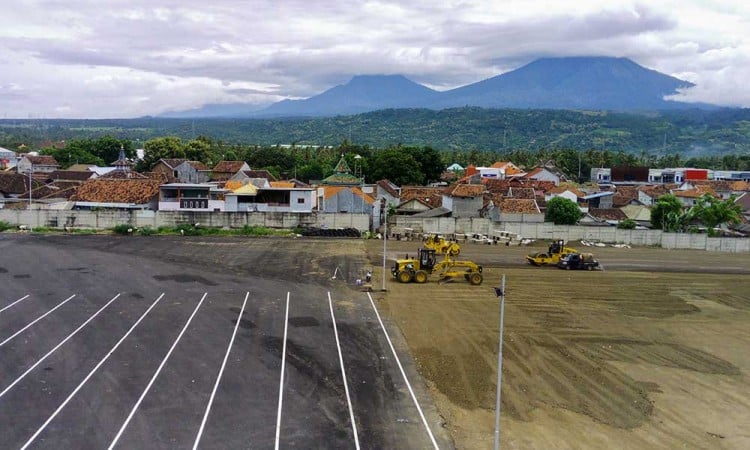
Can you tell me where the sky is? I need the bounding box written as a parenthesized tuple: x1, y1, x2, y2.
(1, 0, 749, 118)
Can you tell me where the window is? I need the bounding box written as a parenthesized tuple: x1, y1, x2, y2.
(297, 198, 305, 204)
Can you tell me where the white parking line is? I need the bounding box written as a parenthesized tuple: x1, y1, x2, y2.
(108, 292, 207, 450)
(19, 293, 166, 450)
(193, 292, 248, 450)
(274, 292, 290, 450)
(0, 294, 76, 347)
(0, 294, 31, 314)
(0, 293, 121, 400)
(366, 292, 439, 449)
(328, 292, 360, 450)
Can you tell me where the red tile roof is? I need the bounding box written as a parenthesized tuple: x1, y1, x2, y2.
(399, 186, 444, 208)
(499, 198, 541, 214)
(445, 183, 485, 198)
(589, 208, 628, 221)
(213, 160, 247, 173)
(0, 172, 43, 195)
(72, 179, 162, 204)
(24, 155, 59, 166)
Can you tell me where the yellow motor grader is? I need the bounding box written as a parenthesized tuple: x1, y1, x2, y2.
(422, 234, 461, 256)
(391, 248, 483, 285)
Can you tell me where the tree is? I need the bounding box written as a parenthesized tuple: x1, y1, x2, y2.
(138, 136, 185, 171)
(650, 193, 684, 231)
(92, 135, 132, 164)
(688, 194, 743, 235)
(42, 143, 104, 168)
(370, 148, 424, 186)
(545, 197, 582, 225)
(408, 146, 445, 184)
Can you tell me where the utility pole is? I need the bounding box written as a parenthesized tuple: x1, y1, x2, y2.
(381, 200, 387, 291)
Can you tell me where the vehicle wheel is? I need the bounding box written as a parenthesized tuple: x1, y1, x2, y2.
(565, 265, 571, 270)
(414, 270, 428, 283)
(469, 272, 483, 285)
(397, 270, 413, 283)
(587, 265, 593, 271)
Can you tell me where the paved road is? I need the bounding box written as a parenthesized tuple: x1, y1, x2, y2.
(0, 234, 450, 449)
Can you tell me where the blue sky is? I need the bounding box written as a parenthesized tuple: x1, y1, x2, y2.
(1, 0, 748, 118)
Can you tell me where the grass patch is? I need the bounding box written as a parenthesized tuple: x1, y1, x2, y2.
(0, 221, 12, 232)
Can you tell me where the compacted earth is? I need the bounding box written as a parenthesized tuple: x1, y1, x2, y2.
(367, 239, 750, 449)
(1, 232, 749, 449)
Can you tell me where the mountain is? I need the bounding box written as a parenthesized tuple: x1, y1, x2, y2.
(430, 57, 695, 110)
(163, 57, 703, 118)
(257, 74, 439, 117)
(160, 103, 264, 118)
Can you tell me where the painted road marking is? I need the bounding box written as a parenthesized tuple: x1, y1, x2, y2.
(0, 294, 76, 347)
(20, 293, 166, 450)
(0, 294, 31, 314)
(328, 292, 360, 450)
(366, 292, 439, 449)
(193, 292, 249, 450)
(274, 292, 290, 450)
(0, 293, 121, 400)
(108, 292, 208, 450)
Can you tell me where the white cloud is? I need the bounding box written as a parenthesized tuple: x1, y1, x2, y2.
(0, 0, 748, 117)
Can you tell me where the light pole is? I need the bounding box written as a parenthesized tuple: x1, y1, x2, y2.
(381, 201, 387, 291)
(493, 275, 507, 450)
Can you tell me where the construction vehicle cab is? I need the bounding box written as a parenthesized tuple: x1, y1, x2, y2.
(392, 248, 483, 285)
(422, 234, 461, 256)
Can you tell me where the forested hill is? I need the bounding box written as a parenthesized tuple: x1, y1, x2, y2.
(2, 107, 750, 156)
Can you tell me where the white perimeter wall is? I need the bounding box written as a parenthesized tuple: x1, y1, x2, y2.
(0, 209, 369, 232)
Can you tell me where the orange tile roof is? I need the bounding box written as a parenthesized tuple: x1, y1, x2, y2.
(400, 186, 444, 208)
(72, 179, 162, 204)
(446, 183, 485, 198)
(270, 181, 295, 188)
(213, 160, 247, 173)
(499, 198, 540, 214)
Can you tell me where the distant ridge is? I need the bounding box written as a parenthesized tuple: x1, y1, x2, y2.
(259, 74, 439, 117)
(163, 56, 703, 118)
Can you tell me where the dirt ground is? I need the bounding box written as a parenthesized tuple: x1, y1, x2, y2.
(6, 234, 749, 449)
(365, 239, 750, 449)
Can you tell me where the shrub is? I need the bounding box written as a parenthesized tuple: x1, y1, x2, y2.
(238, 225, 274, 236)
(138, 226, 155, 236)
(617, 219, 636, 229)
(0, 221, 11, 232)
(112, 224, 133, 235)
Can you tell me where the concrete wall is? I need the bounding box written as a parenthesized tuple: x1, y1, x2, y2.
(389, 215, 749, 252)
(0, 209, 370, 232)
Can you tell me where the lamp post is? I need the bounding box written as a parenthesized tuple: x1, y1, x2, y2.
(493, 274, 507, 450)
(381, 200, 387, 291)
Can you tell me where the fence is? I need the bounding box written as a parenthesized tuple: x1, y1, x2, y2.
(0, 209, 370, 233)
(390, 216, 749, 253)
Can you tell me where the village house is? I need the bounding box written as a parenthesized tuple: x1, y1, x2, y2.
(442, 183, 486, 218)
(158, 183, 227, 212)
(16, 155, 59, 175)
(71, 178, 162, 210)
(210, 160, 251, 182)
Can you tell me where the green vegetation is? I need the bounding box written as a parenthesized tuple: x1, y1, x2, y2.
(651, 194, 684, 232)
(2, 108, 750, 185)
(617, 218, 637, 229)
(545, 197, 582, 225)
(0, 221, 12, 232)
(650, 193, 742, 235)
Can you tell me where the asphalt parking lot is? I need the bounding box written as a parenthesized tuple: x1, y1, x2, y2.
(0, 234, 449, 449)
